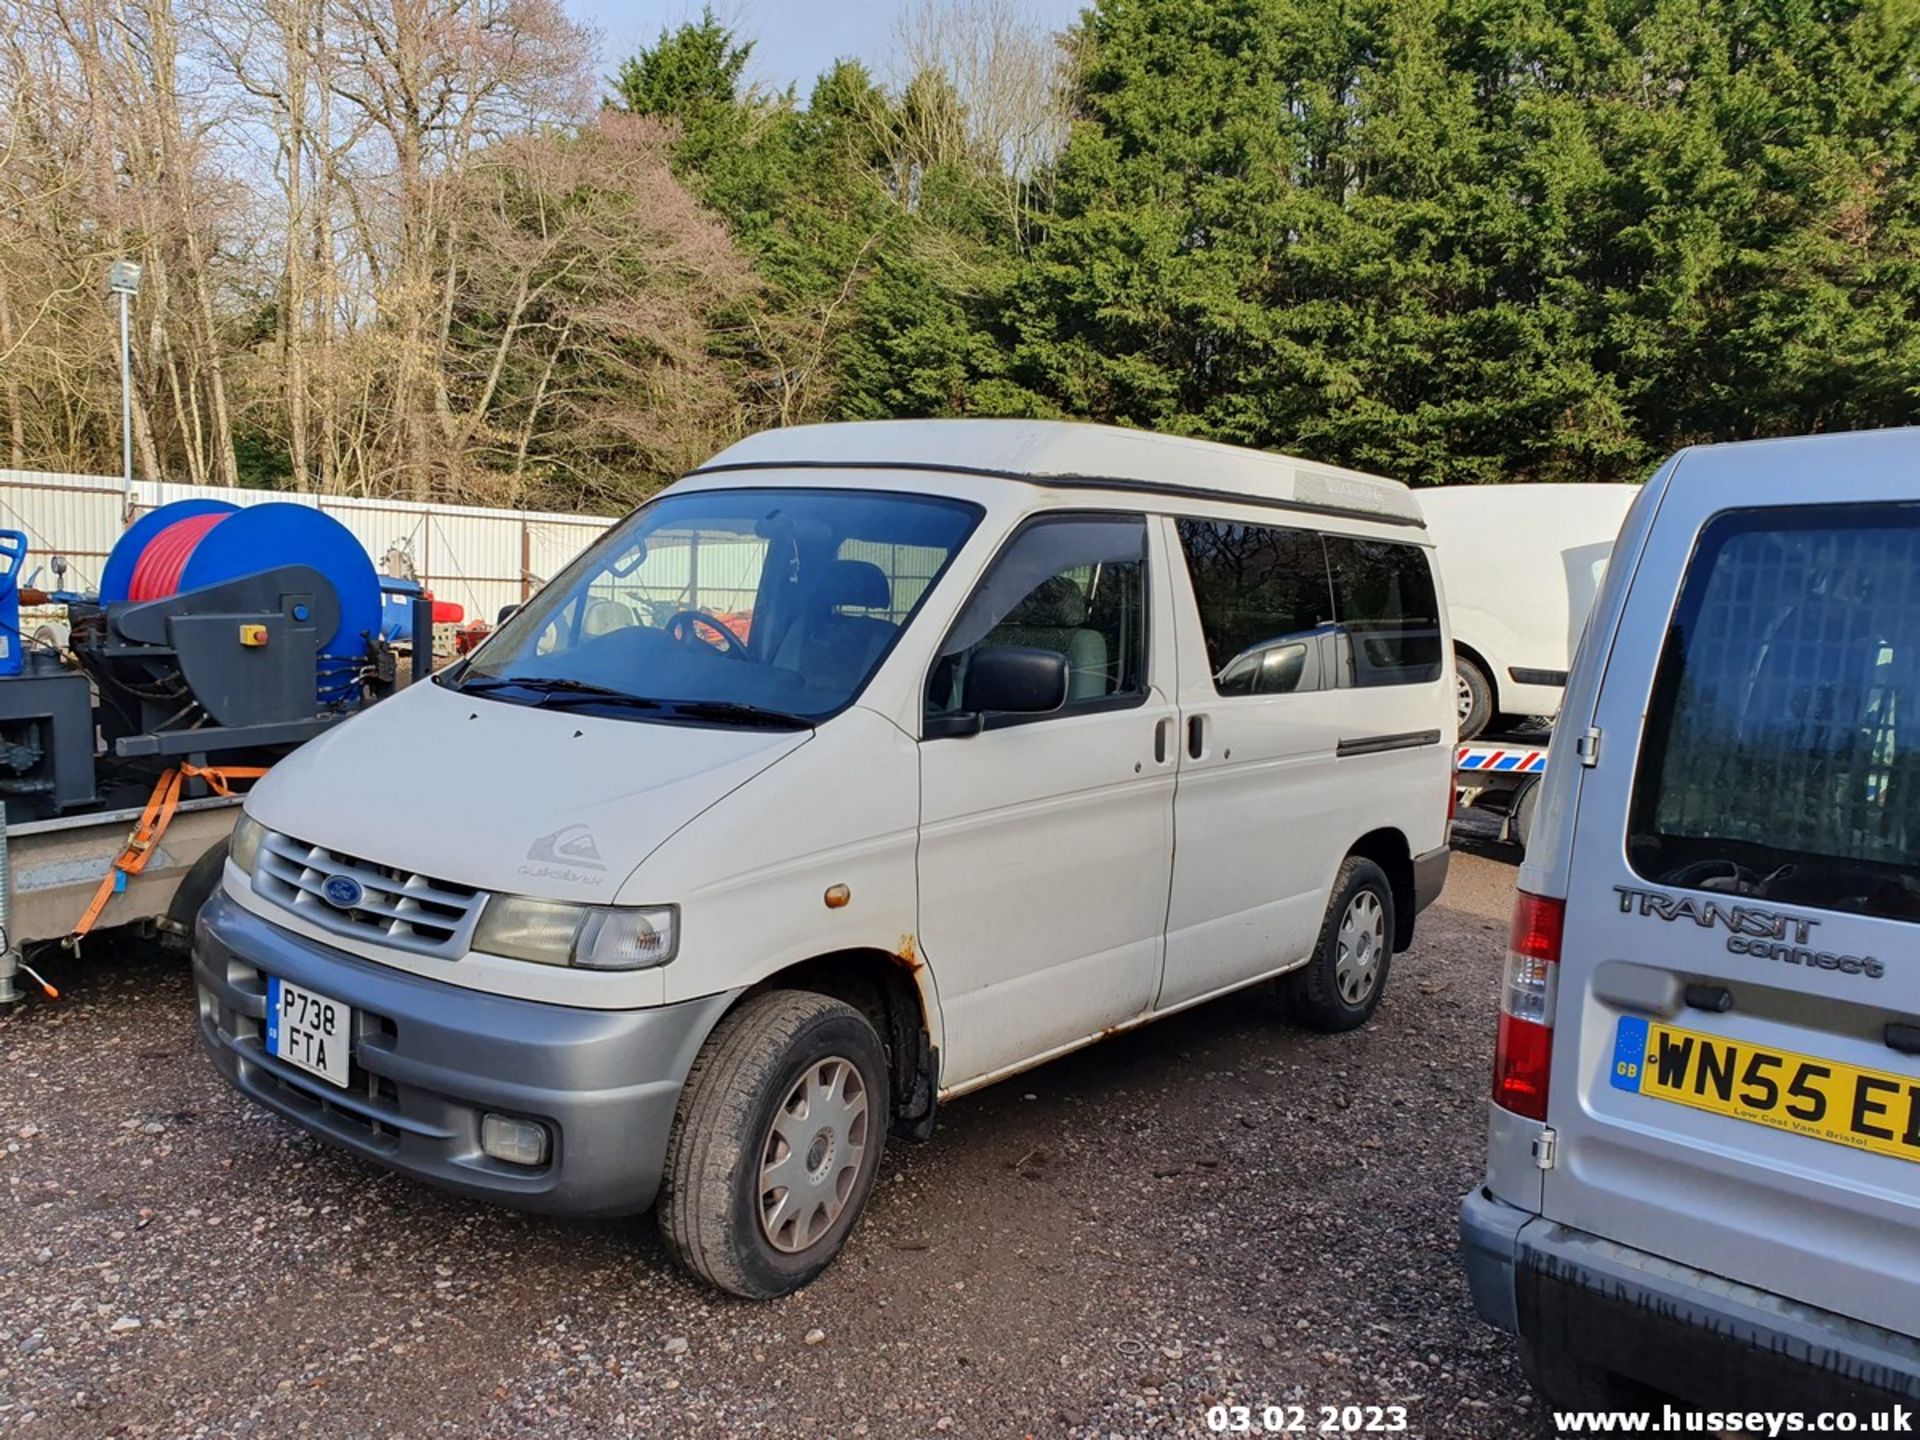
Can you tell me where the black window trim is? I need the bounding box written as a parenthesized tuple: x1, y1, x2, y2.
(921, 508, 1155, 740)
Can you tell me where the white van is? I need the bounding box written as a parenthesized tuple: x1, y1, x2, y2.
(1462, 430, 1920, 1411)
(1419, 484, 1638, 738)
(194, 420, 1454, 1298)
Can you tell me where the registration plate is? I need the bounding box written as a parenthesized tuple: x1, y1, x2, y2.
(1612, 1017, 1920, 1164)
(265, 976, 351, 1089)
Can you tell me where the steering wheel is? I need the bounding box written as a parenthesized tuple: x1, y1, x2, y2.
(665, 608, 750, 658)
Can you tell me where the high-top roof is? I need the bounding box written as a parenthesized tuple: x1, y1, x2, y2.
(693, 419, 1423, 528)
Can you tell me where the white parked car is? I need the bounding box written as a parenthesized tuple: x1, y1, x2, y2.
(1419, 483, 1637, 739)
(1463, 429, 1920, 1411)
(195, 420, 1455, 1297)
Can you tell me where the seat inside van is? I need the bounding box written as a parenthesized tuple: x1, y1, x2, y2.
(773, 559, 898, 692)
(984, 574, 1110, 702)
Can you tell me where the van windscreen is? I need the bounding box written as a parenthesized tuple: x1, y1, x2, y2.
(449, 487, 982, 725)
(1629, 503, 1920, 922)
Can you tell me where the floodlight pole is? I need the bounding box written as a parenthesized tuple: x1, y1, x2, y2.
(117, 286, 132, 508)
(107, 259, 142, 518)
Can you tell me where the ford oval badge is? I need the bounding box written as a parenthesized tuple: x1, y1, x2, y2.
(321, 874, 365, 910)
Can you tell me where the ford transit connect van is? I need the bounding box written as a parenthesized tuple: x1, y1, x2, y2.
(195, 420, 1453, 1297)
(1462, 429, 1920, 1410)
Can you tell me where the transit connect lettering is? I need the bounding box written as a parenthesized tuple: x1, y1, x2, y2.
(1611, 886, 1884, 979)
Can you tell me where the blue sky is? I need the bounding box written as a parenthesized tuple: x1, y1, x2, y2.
(562, 0, 1087, 97)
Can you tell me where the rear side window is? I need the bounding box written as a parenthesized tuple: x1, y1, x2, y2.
(1175, 519, 1333, 696)
(1630, 504, 1920, 923)
(1323, 536, 1444, 687)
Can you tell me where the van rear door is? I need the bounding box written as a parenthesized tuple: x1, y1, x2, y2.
(1546, 435, 1920, 1337)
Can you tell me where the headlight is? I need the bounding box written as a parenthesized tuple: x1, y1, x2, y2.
(229, 812, 266, 876)
(472, 897, 677, 970)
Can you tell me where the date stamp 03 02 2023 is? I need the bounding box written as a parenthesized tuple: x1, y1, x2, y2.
(1206, 1403, 1412, 1434)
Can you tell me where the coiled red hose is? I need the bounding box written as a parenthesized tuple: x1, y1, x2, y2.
(127, 512, 231, 602)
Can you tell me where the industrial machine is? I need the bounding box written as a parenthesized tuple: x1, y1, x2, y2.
(0, 499, 429, 1002)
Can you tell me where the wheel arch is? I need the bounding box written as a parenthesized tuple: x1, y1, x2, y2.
(738, 947, 939, 1138)
(1347, 827, 1415, 951)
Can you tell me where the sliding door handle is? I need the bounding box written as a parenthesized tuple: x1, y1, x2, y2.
(1187, 713, 1208, 760)
(1154, 717, 1171, 764)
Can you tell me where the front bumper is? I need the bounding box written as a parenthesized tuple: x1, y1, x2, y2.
(194, 890, 737, 1217)
(1461, 1187, 1920, 1409)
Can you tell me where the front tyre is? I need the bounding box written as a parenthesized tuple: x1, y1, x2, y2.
(659, 990, 889, 1299)
(1279, 856, 1397, 1032)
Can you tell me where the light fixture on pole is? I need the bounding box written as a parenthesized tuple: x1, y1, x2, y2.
(107, 260, 142, 516)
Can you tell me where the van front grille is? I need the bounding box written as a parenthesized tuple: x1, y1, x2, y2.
(254, 830, 483, 956)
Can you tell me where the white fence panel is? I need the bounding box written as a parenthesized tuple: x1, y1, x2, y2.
(0, 471, 618, 623)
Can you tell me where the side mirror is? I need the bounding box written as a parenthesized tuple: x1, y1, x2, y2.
(962, 645, 1068, 718)
(496, 603, 520, 626)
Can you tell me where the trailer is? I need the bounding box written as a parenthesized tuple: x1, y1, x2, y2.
(1450, 728, 1550, 852)
(0, 501, 428, 1003)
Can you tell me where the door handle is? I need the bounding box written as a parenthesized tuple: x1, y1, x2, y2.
(1154, 717, 1171, 764)
(1187, 713, 1208, 760)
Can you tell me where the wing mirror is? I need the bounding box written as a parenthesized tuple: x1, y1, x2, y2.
(927, 646, 1069, 738)
(496, 603, 520, 626)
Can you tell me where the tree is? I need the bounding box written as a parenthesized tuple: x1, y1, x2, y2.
(441, 114, 759, 510)
(996, 0, 1920, 485)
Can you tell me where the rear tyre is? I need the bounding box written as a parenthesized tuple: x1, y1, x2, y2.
(1510, 778, 1540, 853)
(1455, 652, 1494, 741)
(1279, 856, 1396, 1032)
(658, 990, 889, 1299)
(1519, 1340, 1657, 1420)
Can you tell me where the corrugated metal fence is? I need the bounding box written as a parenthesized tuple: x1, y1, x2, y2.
(0, 471, 617, 623)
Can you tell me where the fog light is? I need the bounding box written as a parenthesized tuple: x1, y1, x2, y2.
(480, 1113, 549, 1167)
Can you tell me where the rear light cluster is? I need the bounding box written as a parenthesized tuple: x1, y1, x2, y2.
(1492, 890, 1565, 1121)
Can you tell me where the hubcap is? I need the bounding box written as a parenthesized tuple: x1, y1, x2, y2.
(1455, 672, 1474, 723)
(759, 1057, 869, 1254)
(1335, 889, 1387, 1007)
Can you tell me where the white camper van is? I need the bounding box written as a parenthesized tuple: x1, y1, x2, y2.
(1420, 484, 1638, 739)
(1463, 430, 1920, 1412)
(194, 420, 1454, 1297)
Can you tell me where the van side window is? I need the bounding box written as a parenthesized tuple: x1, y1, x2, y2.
(1174, 518, 1333, 696)
(1629, 504, 1920, 923)
(1324, 536, 1444, 687)
(928, 515, 1148, 721)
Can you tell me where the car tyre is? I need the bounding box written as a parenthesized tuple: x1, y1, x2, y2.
(1519, 1340, 1657, 1420)
(1279, 856, 1396, 1032)
(1455, 652, 1495, 740)
(659, 990, 889, 1299)
(162, 837, 230, 954)
(1510, 777, 1540, 853)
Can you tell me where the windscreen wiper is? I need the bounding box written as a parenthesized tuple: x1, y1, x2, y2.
(457, 674, 663, 710)
(662, 699, 814, 729)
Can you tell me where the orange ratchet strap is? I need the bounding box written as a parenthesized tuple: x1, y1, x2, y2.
(66, 763, 268, 951)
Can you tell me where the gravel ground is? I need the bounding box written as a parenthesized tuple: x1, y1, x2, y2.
(0, 850, 1534, 1440)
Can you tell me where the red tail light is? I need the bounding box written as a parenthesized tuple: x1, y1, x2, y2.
(1492, 890, 1564, 1121)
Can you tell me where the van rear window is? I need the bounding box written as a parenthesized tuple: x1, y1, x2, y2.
(1629, 503, 1920, 923)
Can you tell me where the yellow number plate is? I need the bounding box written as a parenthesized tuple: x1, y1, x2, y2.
(1611, 1016, 1920, 1165)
